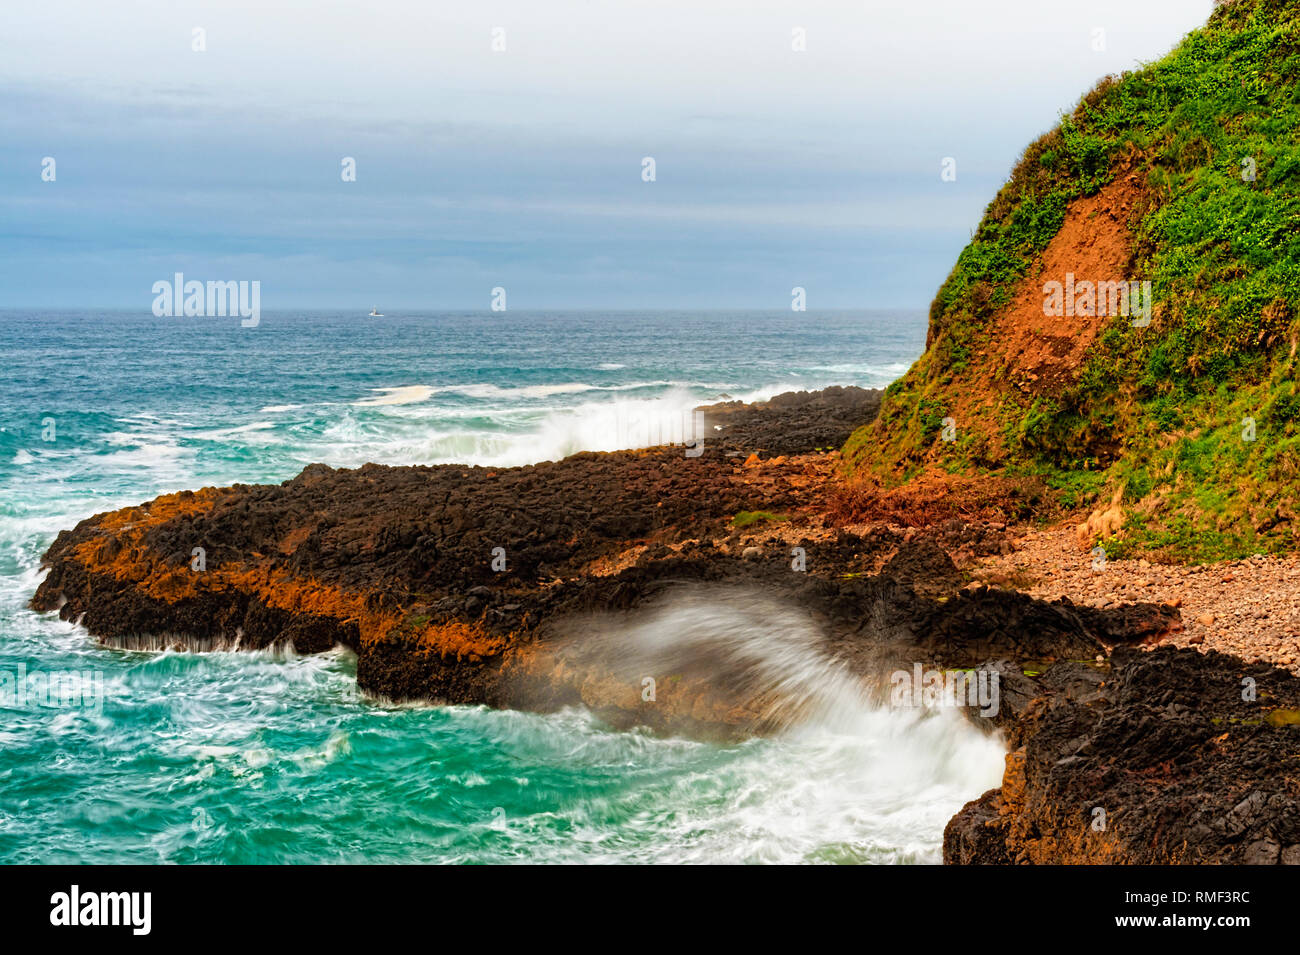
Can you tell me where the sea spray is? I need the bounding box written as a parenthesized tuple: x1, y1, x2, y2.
(1, 308, 957, 863)
(554, 587, 878, 734)
(553, 586, 1006, 732)
(541, 586, 1007, 861)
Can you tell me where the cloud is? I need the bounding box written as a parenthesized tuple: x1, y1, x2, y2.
(0, 0, 1213, 307)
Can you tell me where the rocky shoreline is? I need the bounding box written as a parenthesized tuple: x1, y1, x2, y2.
(29, 386, 1300, 863)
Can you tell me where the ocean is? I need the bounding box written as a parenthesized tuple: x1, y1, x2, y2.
(0, 308, 1005, 864)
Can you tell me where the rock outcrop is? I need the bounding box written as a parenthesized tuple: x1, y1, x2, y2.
(31, 388, 885, 731)
(945, 647, 1300, 864)
(31, 384, 1296, 863)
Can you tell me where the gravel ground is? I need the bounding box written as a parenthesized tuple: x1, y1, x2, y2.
(973, 525, 1300, 672)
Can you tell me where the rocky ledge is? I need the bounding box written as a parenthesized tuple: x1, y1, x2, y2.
(945, 647, 1300, 864)
(29, 386, 1298, 863)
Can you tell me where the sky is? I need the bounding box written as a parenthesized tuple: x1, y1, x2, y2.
(1, 0, 1216, 310)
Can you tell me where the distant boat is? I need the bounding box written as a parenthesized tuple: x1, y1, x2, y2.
(368, 307, 384, 317)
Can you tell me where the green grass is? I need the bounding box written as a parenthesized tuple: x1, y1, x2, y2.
(845, 0, 1300, 562)
(731, 510, 788, 529)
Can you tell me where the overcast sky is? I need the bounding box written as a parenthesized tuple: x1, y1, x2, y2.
(1, 0, 1215, 310)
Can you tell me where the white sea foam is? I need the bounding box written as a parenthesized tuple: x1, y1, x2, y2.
(811, 361, 910, 378)
(446, 588, 1006, 864)
(350, 381, 678, 409)
(298, 378, 848, 470)
(192, 421, 277, 440)
(439, 382, 599, 399)
(104, 429, 176, 446)
(99, 443, 187, 468)
(353, 385, 436, 407)
(431, 381, 669, 400)
(1, 312, 933, 864)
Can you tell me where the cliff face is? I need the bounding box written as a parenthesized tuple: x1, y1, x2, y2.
(844, 0, 1300, 563)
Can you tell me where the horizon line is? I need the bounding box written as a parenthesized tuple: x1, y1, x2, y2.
(0, 305, 930, 315)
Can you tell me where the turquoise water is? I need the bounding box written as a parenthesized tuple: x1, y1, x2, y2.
(0, 309, 1005, 864)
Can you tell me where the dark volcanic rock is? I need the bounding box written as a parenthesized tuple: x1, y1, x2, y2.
(705, 386, 881, 455)
(29, 382, 1293, 865)
(943, 789, 1011, 865)
(1076, 600, 1185, 645)
(878, 538, 962, 595)
(31, 388, 885, 712)
(944, 647, 1300, 864)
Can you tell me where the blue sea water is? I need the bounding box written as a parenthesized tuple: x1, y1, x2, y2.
(0, 308, 1005, 864)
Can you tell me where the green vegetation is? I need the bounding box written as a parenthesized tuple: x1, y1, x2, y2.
(845, 0, 1300, 561)
(1267, 708, 1300, 726)
(731, 510, 788, 529)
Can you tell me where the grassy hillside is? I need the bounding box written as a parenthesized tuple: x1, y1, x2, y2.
(845, 0, 1300, 561)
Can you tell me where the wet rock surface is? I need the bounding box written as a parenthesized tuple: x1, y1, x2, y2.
(944, 647, 1300, 864)
(32, 388, 884, 708)
(704, 385, 882, 456)
(27, 384, 1297, 864)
